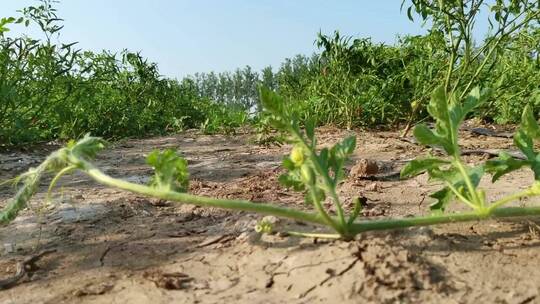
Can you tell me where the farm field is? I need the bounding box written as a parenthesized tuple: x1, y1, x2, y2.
(1, 0, 540, 303)
(2, 126, 540, 303)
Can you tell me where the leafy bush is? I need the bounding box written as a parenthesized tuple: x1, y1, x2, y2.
(4, 87, 540, 241)
(0, 0, 246, 146)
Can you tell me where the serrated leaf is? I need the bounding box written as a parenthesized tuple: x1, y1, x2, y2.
(400, 157, 450, 178)
(429, 187, 452, 211)
(282, 157, 296, 170)
(413, 124, 446, 146)
(278, 172, 304, 191)
(486, 152, 528, 182)
(425, 164, 484, 212)
(521, 106, 540, 140)
(70, 134, 106, 160)
(147, 149, 189, 192)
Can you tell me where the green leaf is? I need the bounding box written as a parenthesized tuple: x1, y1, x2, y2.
(424, 164, 484, 212)
(259, 86, 285, 118)
(521, 106, 540, 140)
(486, 152, 528, 182)
(514, 130, 536, 159)
(462, 87, 482, 116)
(485, 106, 540, 181)
(413, 124, 441, 146)
(415, 87, 486, 156)
(278, 172, 304, 191)
(340, 136, 357, 155)
(427, 87, 450, 126)
(429, 188, 452, 211)
(147, 149, 189, 192)
(304, 187, 326, 205)
(69, 134, 106, 160)
(282, 157, 296, 170)
(400, 157, 450, 178)
(407, 6, 414, 21)
(305, 118, 316, 143)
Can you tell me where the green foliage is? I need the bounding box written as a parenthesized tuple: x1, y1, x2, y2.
(402, 85, 540, 216)
(5, 89, 540, 239)
(486, 106, 540, 181)
(401, 87, 489, 211)
(147, 149, 189, 193)
(413, 87, 489, 155)
(260, 86, 359, 236)
(0, 1, 247, 146)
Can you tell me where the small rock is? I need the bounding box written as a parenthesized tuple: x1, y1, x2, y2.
(365, 182, 379, 191)
(350, 159, 379, 178)
(3, 243, 15, 254)
(261, 216, 281, 225)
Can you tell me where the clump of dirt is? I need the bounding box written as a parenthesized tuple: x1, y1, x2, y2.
(354, 234, 448, 303)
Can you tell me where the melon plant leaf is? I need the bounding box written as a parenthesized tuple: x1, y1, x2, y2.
(429, 165, 485, 212)
(486, 106, 540, 181)
(278, 172, 305, 192)
(304, 187, 326, 205)
(415, 87, 485, 156)
(68, 134, 106, 160)
(521, 106, 540, 140)
(485, 152, 528, 182)
(413, 124, 444, 147)
(147, 149, 189, 192)
(400, 157, 450, 178)
(328, 136, 356, 181)
(404, 87, 487, 212)
(429, 187, 452, 211)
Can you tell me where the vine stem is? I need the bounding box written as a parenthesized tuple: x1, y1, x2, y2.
(5, 147, 540, 238)
(66, 155, 540, 239)
(348, 206, 540, 233)
(452, 158, 483, 207)
(488, 187, 536, 212)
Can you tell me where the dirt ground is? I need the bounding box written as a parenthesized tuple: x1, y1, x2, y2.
(2, 126, 540, 304)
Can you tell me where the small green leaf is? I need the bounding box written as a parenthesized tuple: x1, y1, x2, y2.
(69, 134, 106, 160)
(521, 106, 540, 140)
(278, 172, 304, 191)
(486, 152, 528, 182)
(282, 157, 296, 170)
(413, 124, 442, 146)
(147, 149, 189, 192)
(400, 157, 450, 178)
(429, 188, 452, 211)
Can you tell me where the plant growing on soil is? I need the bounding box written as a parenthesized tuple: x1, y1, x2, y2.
(3, 87, 540, 240)
(401, 86, 540, 216)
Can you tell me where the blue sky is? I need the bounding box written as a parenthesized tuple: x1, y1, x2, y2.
(2, 1, 430, 78)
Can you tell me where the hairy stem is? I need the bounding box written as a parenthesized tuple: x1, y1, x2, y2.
(349, 206, 540, 233)
(453, 158, 483, 207)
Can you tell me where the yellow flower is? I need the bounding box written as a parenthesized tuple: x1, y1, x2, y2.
(290, 145, 305, 166)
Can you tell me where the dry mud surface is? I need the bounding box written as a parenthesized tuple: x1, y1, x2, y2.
(1, 126, 540, 304)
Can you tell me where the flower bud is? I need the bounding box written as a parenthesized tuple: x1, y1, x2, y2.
(290, 145, 305, 166)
